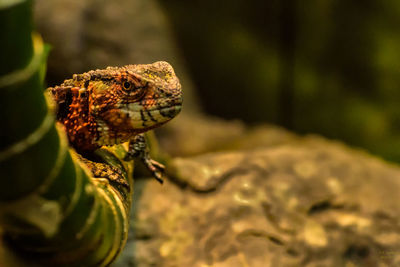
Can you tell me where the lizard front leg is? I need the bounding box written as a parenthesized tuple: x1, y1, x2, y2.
(124, 134, 165, 184)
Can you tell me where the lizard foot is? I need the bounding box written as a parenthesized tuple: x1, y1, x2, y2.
(124, 134, 165, 184)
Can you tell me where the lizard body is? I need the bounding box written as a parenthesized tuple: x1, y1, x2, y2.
(47, 61, 182, 183)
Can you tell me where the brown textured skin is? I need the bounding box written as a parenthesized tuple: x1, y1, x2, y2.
(78, 151, 129, 191)
(48, 61, 182, 154)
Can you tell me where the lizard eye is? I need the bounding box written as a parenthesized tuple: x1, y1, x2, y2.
(123, 81, 132, 90)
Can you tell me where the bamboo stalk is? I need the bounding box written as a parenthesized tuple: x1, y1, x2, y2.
(0, 1, 133, 265)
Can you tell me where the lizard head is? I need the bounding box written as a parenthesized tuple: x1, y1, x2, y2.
(73, 61, 182, 145)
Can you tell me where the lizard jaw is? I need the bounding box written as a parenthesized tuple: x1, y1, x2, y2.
(124, 103, 182, 129)
(94, 104, 181, 147)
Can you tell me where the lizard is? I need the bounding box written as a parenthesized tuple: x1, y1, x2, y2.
(47, 61, 182, 184)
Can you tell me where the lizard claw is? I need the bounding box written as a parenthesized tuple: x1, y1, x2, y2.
(147, 158, 165, 171)
(143, 158, 165, 184)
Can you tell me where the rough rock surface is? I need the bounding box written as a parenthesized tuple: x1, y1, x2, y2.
(115, 116, 400, 267)
(156, 114, 300, 157)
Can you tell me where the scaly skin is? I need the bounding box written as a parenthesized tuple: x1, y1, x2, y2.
(47, 61, 182, 183)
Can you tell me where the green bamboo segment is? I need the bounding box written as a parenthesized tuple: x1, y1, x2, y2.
(0, 1, 51, 200)
(0, 0, 33, 76)
(0, 1, 133, 265)
(3, 150, 130, 265)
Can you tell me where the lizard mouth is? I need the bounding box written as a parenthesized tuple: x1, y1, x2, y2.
(158, 104, 182, 119)
(121, 102, 182, 130)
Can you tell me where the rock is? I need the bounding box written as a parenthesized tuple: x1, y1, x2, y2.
(156, 113, 299, 157)
(130, 125, 400, 267)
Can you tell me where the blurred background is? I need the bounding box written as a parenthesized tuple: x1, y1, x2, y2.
(35, 0, 400, 162)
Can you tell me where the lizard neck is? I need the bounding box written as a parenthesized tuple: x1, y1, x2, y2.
(58, 87, 100, 152)
(94, 118, 135, 147)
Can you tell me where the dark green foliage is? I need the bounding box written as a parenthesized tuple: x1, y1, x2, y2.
(159, 0, 400, 162)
